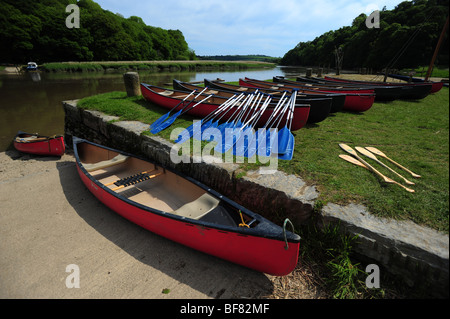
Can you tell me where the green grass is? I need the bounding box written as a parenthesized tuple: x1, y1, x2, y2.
(41, 61, 276, 73)
(400, 66, 449, 78)
(78, 86, 449, 233)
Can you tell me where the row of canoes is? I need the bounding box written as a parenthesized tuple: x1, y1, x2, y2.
(141, 75, 441, 134)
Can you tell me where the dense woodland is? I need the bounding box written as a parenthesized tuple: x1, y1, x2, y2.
(281, 0, 449, 70)
(0, 0, 195, 64)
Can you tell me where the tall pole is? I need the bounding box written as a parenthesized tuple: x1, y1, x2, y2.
(425, 15, 449, 81)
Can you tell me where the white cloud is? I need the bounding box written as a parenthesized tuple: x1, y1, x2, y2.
(94, 0, 408, 57)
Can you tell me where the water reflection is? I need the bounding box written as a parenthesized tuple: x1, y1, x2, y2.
(0, 66, 306, 151)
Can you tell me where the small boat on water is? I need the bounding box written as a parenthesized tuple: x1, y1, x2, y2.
(13, 131, 65, 156)
(73, 137, 301, 276)
(141, 83, 311, 131)
(240, 78, 376, 112)
(172, 79, 332, 124)
(26, 62, 38, 71)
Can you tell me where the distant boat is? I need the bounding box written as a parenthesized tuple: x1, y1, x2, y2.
(26, 62, 38, 71)
(13, 131, 65, 156)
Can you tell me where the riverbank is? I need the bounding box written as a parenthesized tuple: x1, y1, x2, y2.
(39, 60, 277, 73)
(65, 83, 449, 298)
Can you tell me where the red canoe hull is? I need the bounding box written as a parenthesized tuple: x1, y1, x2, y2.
(74, 139, 300, 276)
(141, 84, 310, 131)
(13, 132, 65, 156)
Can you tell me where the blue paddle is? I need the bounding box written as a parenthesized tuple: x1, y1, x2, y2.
(149, 89, 197, 131)
(151, 93, 213, 134)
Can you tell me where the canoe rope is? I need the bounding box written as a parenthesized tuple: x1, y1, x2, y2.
(239, 211, 249, 228)
(283, 218, 295, 250)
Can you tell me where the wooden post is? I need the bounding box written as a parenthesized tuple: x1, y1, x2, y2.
(425, 15, 449, 81)
(306, 68, 312, 77)
(317, 68, 323, 77)
(123, 72, 141, 97)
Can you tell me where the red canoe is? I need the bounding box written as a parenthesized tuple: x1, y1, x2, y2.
(141, 83, 311, 131)
(73, 137, 300, 276)
(240, 78, 375, 112)
(13, 131, 65, 156)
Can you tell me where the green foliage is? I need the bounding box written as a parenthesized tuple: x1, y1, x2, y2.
(0, 0, 194, 63)
(281, 0, 449, 69)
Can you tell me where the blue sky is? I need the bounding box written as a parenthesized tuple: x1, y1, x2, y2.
(94, 0, 408, 57)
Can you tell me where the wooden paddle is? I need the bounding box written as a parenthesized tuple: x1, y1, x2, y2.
(355, 147, 415, 185)
(339, 144, 414, 193)
(365, 147, 421, 178)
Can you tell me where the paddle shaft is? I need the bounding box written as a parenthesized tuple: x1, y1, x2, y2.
(340, 144, 392, 183)
(339, 153, 415, 193)
(365, 147, 421, 178)
(355, 147, 415, 185)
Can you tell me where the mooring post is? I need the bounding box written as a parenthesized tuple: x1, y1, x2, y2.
(306, 68, 312, 77)
(123, 72, 141, 97)
(317, 68, 323, 77)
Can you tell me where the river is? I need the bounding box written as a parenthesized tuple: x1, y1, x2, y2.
(0, 66, 307, 151)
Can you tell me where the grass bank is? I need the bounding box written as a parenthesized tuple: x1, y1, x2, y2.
(40, 60, 276, 73)
(400, 66, 449, 78)
(78, 86, 449, 233)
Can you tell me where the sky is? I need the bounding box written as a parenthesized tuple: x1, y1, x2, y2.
(94, 0, 409, 57)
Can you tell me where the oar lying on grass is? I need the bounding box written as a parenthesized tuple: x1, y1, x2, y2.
(339, 143, 415, 193)
(355, 147, 415, 185)
(365, 147, 421, 178)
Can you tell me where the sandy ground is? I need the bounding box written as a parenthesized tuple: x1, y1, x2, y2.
(0, 149, 326, 299)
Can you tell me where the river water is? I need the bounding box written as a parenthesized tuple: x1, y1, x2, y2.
(0, 66, 307, 151)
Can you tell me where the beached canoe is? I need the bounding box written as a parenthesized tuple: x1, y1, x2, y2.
(13, 131, 65, 156)
(323, 76, 432, 100)
(240, 78, 375, 112)
(202, 78, 346, 114)
(387, 74, 444, 93)
(172, 79, 332, 124)
(141, 83, 311, 131)
(73, 137, 300, 276)
(275, 76, 404, 102)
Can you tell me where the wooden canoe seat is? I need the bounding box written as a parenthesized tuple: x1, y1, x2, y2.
(83, 154, 129, 172)
(171, 193, 220, 220)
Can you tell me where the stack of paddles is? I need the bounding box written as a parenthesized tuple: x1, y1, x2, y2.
(339, 144, 421, 193)
(149, 87, 299, 160)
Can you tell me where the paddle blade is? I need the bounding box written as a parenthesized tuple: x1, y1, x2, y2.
(277, 134, 294, 160)
(150, 110, 182, 134)
(339, 154, 367, 169)
(277, 126, 291, 153)
(149, 113, 169, 130)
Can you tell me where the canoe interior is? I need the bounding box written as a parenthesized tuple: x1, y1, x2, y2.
(77, 142, 253, 228)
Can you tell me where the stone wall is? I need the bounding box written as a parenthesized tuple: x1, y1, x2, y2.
(63, 100, 448, 297)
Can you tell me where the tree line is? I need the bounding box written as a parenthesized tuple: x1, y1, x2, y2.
(0, 0, 196, 64)
(281, 0, 449, 70)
